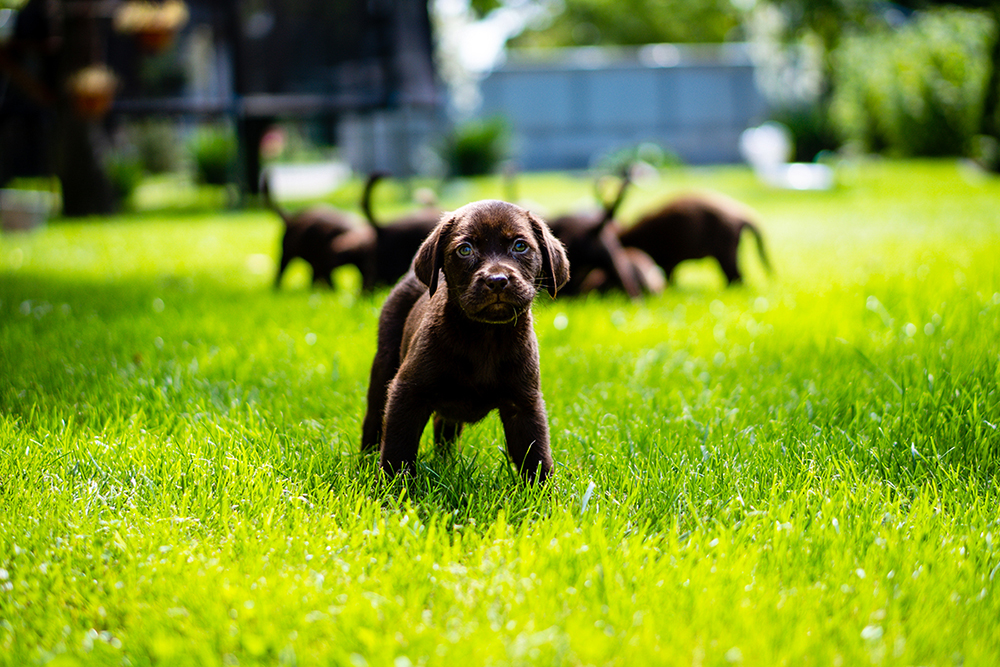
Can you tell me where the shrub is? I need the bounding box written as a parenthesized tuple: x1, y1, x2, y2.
(104, 150, 145, 206)
(767, 104, 840, 162)
(441, 117, 509, 177)
(134, 119, 181, 174)
(188, 125, 237, 185)
(830, 9, 993, 158)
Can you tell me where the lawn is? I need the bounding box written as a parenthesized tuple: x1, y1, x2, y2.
(1, 160, 999, 666)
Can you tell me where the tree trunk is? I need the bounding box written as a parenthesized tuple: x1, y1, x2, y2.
(55, 110, 116, 216)
(56, 0, 118, 216)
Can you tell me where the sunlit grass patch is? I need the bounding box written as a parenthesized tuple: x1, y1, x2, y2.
(1, 159, 999, 665)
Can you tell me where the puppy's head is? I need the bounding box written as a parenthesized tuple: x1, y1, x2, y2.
(414, 200, 569, 324)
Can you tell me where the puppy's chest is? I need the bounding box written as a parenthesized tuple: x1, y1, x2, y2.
(434, 345, 514, 392)
(413, 329, 536, 402)
(428, 353, 525, 423)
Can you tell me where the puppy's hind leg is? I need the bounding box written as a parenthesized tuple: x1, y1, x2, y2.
(716, 248, 743, 285)
(361, 351, 398, 453)
(312, 265, 333, 288)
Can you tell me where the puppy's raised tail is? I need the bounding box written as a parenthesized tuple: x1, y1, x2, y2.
(259, 169, 293, 227)
(741, 219, 773, 275)
(360, 171, 388, 229)
(595, 166, 643, 298)
(597, 165, 632, 229)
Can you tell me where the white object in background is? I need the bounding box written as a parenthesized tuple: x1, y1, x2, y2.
(265, 162, 352, 200)
(740, 122, 834, 191)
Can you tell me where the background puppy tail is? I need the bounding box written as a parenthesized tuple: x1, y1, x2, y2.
(259, 168, 293, 227)
(593, 168, 641, 298)
(597, 165, 632, 227)
(360, 172, 387, 229)
(742, 220, 773, 275)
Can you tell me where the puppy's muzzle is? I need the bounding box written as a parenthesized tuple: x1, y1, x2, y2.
(484, 273, 510, 293)
(461, 263, 531, 324)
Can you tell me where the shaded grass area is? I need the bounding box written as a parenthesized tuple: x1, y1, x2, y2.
(1, 160, 999, 665)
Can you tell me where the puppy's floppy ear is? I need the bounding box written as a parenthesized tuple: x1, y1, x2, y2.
(528, 213, 570, 298)
(413, 214, 454, 295)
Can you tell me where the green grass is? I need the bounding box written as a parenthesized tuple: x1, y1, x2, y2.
(2, 160, 999, 665)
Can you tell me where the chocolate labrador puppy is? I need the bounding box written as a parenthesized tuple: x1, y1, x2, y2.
(618, 192, 772, 285)
(262, 170, 362, 288)
(546, 170, 642, 298)
(358, 173, 443, 291)
(361, 200, 570, 483)
(577, 246, 666, 296)
(267, 171, 440, 292)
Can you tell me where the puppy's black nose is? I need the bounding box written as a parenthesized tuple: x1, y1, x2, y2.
(485, 274, 509, 293)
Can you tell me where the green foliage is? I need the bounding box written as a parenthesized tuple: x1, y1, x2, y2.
(468, 0, 503, 19)
(188, 124, 237, 185)
(441, 116, 509, 177)
(258, 121, 337, 165)
(137, 49, 187, 97)
(512, 0, 743, 47)
(831, 9, 993, 157)
(104, 150, 145, 206)
(768, 103, 840, 161)
(132, 119, 182, 175)
(756, 0, 881, 51)
(2, 162, 1000, 665)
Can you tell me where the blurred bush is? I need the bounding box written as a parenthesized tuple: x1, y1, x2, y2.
(440, 117, 509, 177)
(509, 0, 742, 47)
(830, 9, 993, 158)
(188, 124, 237, 185)
(767, 104, 840, 162)
(104, 150, 145, 207)
(134, 119, 181, 174)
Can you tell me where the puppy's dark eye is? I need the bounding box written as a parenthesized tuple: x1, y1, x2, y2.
(457, 243, 473, 258)
(512, 240, 529, 254)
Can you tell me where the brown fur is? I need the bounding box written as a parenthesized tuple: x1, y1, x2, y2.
(546, 171, 643, 298)
(578, 246, 666, 296)
(266, 172, 442, 292)
(361, 200, 570, 483)
(358, 173, 443, 291)
(262, 171, 361, 288)
(618, 192, 771, 285)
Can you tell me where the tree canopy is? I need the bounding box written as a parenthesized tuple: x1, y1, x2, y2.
(509, 0, 745, 47)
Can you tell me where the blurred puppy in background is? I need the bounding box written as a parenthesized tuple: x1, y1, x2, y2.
(546, 169, 644, 298)
(618, 192, 771, 286)
(262, 170, 362, 288)
(264, 172, 443, 292)
(357, 172, 442, 291)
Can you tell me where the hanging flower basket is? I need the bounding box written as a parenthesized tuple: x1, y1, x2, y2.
(67, 65, 118, 119)
(113, 0, 190, 53)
